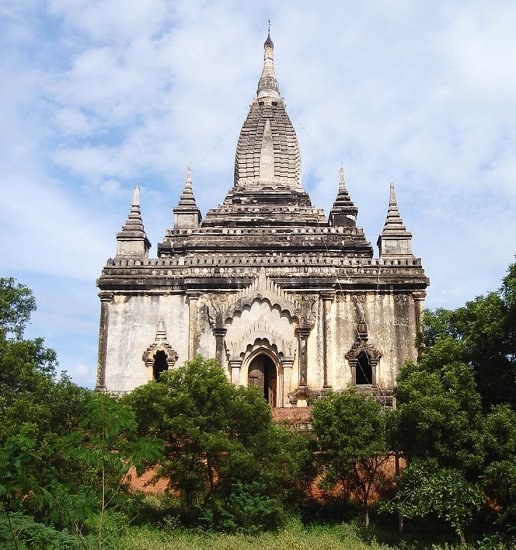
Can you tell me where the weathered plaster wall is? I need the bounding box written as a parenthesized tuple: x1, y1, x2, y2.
(101, 288, 420, 401)
(331, 293, 418, 391)
(104, 294, 188, 392)
(196, 298, 217, 363)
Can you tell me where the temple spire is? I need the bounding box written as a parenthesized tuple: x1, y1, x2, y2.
(382, 184, 407, 233)
(377, 183, 413, 258)
(339, 166, 346, 190)
(257, 26, 280, 100)
(177, 167, 197, 207)
(329, 167, 358, 227)
(116, 186, 151, 257)
(173, 167, 201, 229)
(233, 30, 301, 189)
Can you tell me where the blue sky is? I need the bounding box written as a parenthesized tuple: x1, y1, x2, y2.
(1, 0, 515, 387)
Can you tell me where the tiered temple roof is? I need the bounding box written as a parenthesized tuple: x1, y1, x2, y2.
(100, 31, 428, 294)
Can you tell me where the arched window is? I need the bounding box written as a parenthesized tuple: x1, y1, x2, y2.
(153, 350, 168, 381)
(356, 351, 372, 385)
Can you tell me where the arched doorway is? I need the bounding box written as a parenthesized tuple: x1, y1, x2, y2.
(248, 354, 277, 406)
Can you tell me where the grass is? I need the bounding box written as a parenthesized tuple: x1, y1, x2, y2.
(117, 520, 389, 550)
(115, 517, 506, 550)
(110, 494, 512, 550)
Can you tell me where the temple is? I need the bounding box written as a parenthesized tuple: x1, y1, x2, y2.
(96, 32, 429, 406)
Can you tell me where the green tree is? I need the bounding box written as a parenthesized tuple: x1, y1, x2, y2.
(0, 278, 140, 548)
(422, 262, 516, 409)
(391, 268, 516, 542)
(124, 356, 305, 531)
(391, 336, 486, 543)
(0, 277, 35, 339)
(74, 391, 143, 549)
(311, 389, 390, 527)
(481, 403, 516, 535)
(394, 345, 484, 474)
(386, 459, 483, 544)
(0, 279, 86, 543)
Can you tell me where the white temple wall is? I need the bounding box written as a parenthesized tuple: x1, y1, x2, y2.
(328, 293, 419, 391)
(196, 297, 217, 363)
(306, 301, 324, 388)
(101, 289, 420, 400)
(104, 294, 188, 393)
(331, 296, 357, 388)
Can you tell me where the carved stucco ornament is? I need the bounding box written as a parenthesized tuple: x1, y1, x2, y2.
(223, 268, 300, 323)
(293, 293, 318, 329)
(206, 268, 311, 362)
(229, 320, 296, 359)
(142, 319, 178, 370)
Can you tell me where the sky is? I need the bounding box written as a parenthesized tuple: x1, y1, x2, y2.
(1, 0, 515, 388)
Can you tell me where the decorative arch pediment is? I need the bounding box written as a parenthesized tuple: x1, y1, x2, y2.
(206, 269, 317, 332)
(223, 268, 299, 324)
(226, 321, 296, 359)
(345, 334, 382, 387)
(345, 341, 383, 364)
(142, 319, 178, 370)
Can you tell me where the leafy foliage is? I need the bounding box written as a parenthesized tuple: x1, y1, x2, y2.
(392, 264, 516, 542)
(0, 508, 86, 550)
(394, 354, 484, 475)
(124, 356, 306, 531)
(197, 480, 283, 534)
(384, 459, 483, 544)
(0, 277, 138, 548)
(481, 403, 516, 534)
(422, 263, 516, 409)
(311, 389, 390, 527)
(0, 278, 35, 339)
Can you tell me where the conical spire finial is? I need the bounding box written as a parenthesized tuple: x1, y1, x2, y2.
(264, 19, 273, 48)
(173, 167, 202, 229)
(132, 185, 140, 206)
(177, 167, 197, 207)
(377, 183, 413, 257)
(382, 183, 407, 233)
(233, 27, 301, 190)
(257, 24, 280, 100)
(116, 186, 151, 257)
(339, 166, 346, 191)
(389, 182, 397, 206)
(329, 166, 358, 227)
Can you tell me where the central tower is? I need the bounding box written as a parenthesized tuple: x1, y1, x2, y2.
(96, 32, 429, 406)
(234, 31, 302, 190)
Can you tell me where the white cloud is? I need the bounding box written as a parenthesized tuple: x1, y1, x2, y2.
(438, 3, 516, 102)
(2, 0, 516, 387)
(54, 107, 97, 136)
(47, 0, 172, 44)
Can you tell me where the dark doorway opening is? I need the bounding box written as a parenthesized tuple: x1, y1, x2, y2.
(356, 351, 372, 385)
(153, 351, 168, 381)
(248, 354, 277, 407)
